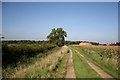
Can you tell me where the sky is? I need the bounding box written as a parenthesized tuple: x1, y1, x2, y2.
(2, 2, 118, 43)
(2, 0, 120, 2)
(0, 2, 1, 36)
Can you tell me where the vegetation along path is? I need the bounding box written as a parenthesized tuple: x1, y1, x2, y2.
(12, 45, 69, 78)
(65, 49, 76, 78)
(75, 49, 114, 80)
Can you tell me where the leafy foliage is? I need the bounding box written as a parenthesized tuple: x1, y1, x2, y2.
(2, 41, 57, 68)
(47, 28, 67, 47)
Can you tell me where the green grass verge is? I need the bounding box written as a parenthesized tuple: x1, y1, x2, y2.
(74, 46, 118, 79)
(70, 46, 101, 79)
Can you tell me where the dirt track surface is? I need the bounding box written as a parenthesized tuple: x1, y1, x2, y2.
(75, 50, 114, 80)
(65, 49, 76, 78)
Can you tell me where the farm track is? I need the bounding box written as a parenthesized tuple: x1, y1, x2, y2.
(74, 49, 115, 80)
(65, 49, 76, 79)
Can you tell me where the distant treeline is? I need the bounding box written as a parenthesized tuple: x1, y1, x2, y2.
(99, 42, 120, 46)
(65, 41, 120, 46)
(2, 40, 120, 46)
(65, 41, 82, 45)
(2, 40, 50, 44)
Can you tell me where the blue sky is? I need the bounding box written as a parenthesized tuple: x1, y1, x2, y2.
(0, 2, 1, 36)
(2, 2, 118, 43)
(2, 0, 120, 2)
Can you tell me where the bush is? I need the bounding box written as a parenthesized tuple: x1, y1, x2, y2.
(2, 41, 57, 68)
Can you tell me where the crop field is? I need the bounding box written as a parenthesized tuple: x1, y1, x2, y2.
(70, 45, 119, 79)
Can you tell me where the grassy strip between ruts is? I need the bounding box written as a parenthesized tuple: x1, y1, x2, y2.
(70, 46, 102, 79)
(74, 46, 119, 79)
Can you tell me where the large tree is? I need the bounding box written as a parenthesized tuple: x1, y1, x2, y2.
(47, 28, 67, 47)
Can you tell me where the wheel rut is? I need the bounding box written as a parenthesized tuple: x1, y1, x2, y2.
(75, 49, 115, 80)
(65, 49, 76, 79)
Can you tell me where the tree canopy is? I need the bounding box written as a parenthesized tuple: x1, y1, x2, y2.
(47, 28, 67, 47)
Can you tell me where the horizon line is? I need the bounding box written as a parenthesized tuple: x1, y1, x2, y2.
(1, 39, 118, 44)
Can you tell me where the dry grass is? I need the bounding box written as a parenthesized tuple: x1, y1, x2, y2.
(12, 46, 68, 78)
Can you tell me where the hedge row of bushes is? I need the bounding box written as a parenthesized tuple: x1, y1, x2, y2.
(2, 41, 57, 68)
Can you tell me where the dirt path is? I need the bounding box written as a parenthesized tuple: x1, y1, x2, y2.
(65, 49, 76, 78)
(75, 50, 114, 80)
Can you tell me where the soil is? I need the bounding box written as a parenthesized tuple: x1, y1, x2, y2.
(65, 49, 76, 79)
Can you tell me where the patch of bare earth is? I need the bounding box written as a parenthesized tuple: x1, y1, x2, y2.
(75, 50, 115, 80)
(65, 49, 76, 79)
